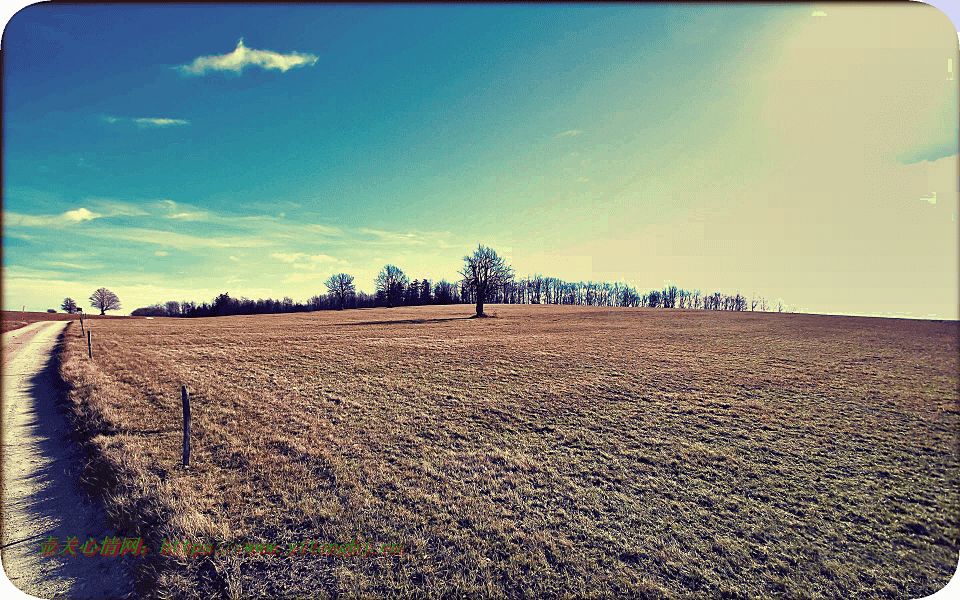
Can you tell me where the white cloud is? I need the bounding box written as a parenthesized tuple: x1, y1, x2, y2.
(168, 211, 208, 221)
(177, 39, 318, 76)
(155, 199, 209, 221)
(287, 254, 339, 270)
(811, 11, 827, 17)
(6, 208, 101, 227)
(282, 272, 329, 284)
(556, 129, 583, 138)
(63, 208, 100, 222)
(357, 228, 425, 245)
(75, 226, 272, 250)
(134, 118, 190, 128)
(48, 261, 102, 270)
(272, 252, 306, 263)
(155, 251, 169, 257)
(101, 115, 189, 128)
(83, 199, 150, 218)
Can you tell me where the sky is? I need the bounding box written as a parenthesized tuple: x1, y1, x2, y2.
(2, 3, 958, 319)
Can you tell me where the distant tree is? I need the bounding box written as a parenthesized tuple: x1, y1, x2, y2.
(165, 300, 181, 317)
(375, 265, 408, 308)
(131, 304, 166, 317)
(459, 244, 514, 318)
(663, 286, 678, 309)
(647, 290, 661, 308)
(419, 279, 432, 305)
(434, 280, 453, 304)
(405, 279, 420, 306)
(46, 308, 57, 313)
(61, 297, 78, 313)
(90, 288, 121, 315)
(212, 292, 234, 316)
(324, 273, 356, 310)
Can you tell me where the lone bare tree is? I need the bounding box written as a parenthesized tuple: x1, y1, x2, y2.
(460, 244, 514, 318)
(325, 273, 356, 310)
(375, 265, 408, 308)
(61, 298, 78, 313)
(90, 287, 121, 315)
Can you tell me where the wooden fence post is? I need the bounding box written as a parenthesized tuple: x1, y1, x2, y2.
(80, 313, 84, 337)
(181, 386, 191, 468)
(87, 331, 92, 358)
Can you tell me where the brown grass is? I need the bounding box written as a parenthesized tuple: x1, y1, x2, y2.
(57, 305, 959, 599)
(1, 310, 134, 333)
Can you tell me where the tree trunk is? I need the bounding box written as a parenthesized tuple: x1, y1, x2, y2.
(100, 307, 105, 315)
(475, 298, 484, 316)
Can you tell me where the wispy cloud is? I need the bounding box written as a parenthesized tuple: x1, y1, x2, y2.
(77, 226, 273, 250)
(86, 199, 150, 217)
(6, 208, 101, 227)
(282, 272, 330, 284)
(134, 118, 190, 128)
(272, 252, 306, 263)
(156, 199, 210, 221)
(555, 129, 583, 138)
(48, 261, 102, 270)
(290, 254, 341, 270)
(100, 115, 190, 128)
(357, 228, 425, 245)
(177, 39, 318, 76)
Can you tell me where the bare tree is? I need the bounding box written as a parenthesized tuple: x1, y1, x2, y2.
(325, 273, 356, 310)
(375, 265, 408, 308)
(89, 288, 121, 315)
(165, 300, 181, 316)
(61, 298, 78, 313)
(459, 245, 514, 318)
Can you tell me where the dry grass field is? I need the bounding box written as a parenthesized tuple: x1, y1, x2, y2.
(2, 310, 78, 333)
(1, 310, 133, 333)
(56, 305, 958, 599)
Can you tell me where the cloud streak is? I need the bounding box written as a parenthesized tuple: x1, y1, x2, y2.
(6, 208, 101, 227)
(177, 39, 318, 76)
(75, 226, 274, 250)
(134, 118, 190, 128)
(101, 115, 190, 128)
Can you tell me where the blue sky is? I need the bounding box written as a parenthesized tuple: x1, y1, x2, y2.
(2, 3, 958, 319)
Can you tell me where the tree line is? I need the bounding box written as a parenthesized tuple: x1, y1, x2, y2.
(130, 245, 787, 318)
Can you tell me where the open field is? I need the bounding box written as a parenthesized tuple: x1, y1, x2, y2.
(1, 310, 133, 334)
(57, 304, 958, 598)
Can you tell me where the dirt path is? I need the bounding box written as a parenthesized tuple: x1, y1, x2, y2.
(1, 321, 132, 599)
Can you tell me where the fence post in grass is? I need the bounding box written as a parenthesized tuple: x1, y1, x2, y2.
(80, 312, 84, 336)
(181, 386, 191, 468)
(87, 331, 92, 359)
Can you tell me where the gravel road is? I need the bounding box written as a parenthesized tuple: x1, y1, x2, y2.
(1, 321, 132, 599)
